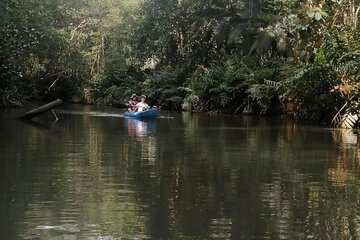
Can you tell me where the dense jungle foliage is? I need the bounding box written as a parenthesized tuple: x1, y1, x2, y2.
(1, 0, 360, 125)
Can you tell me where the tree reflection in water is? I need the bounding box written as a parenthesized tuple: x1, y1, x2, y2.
(2, 108, 360, 239)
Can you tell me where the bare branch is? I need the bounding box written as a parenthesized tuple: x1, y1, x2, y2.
(70, 18, 98, 40)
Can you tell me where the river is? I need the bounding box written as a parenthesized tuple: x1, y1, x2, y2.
(1, 105, 360, 239)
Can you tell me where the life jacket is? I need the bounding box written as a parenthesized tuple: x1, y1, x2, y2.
(128, 99, 138, 110)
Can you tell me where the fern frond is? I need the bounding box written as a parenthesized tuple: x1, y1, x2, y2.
(264, 79, 281, 89)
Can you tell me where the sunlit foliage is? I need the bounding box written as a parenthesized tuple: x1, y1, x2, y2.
(1, 0, 359, 127)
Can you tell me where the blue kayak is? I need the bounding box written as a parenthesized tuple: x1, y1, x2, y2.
(124, 108, 158, 119)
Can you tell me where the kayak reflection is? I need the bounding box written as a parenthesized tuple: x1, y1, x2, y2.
(125, 118, 157, 165)
(126, 118, 156, 140)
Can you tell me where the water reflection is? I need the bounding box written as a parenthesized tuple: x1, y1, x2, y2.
(1, 108, 360, 239)
(124, 118, 158, 176)
(125, 118, 156, 141)
(332, 128, 359, 147)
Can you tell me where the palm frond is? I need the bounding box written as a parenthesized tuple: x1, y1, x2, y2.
(331, 100, 359, 129)
(340, 110, 359, 129)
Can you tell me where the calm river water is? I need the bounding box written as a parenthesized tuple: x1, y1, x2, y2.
(1, 105, 360, 239)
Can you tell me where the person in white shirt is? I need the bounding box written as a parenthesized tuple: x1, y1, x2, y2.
(136, 95, 149, 112)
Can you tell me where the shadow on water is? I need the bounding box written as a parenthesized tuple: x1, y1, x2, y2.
(19, 119, 59, 131)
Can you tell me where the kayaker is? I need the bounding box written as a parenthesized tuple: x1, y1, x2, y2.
(128, 93, 138, 112)
(136, 95, 149, 112)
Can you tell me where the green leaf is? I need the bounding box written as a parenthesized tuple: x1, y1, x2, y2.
(307, 11, 315, 18)
(314, 12, 322, 21)
(319, 10, 328, 18)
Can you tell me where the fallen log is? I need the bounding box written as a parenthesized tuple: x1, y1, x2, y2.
(19, 99, 62, 120)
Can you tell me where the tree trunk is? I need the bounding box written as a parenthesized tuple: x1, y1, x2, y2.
(19, 99, 63, 120)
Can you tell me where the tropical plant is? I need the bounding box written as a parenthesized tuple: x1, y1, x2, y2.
(141, 68, 186, 109)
